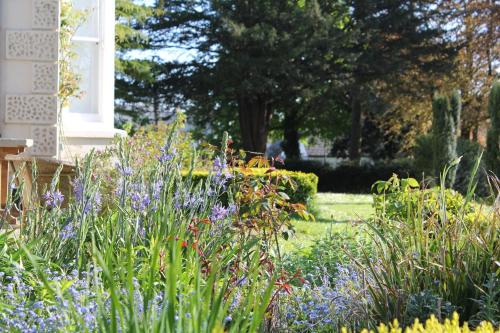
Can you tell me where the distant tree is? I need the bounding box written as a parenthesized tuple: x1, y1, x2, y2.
(443, 0, 499, 140)
(486, 82, 500, 176)
(432, 91, 461, 186)
(343, 0, 458, 160)
(115, 0, 160, 127)
(148, 0, 350, 157)
(115, 58, 183, 127)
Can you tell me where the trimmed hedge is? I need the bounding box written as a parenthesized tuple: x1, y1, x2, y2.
(278, 159, 418, 193)
(184, 168, 318, 205)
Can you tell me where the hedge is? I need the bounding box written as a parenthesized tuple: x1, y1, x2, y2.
(183, 168, 318, 205)
(278, 159, 418, 193)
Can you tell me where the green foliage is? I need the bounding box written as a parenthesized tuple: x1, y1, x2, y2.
(1, 123, 280, 331)
(362, 173, 499, 325)
(471, 274, 500, 327)
(148, 0, 351, 153)
(115, 0, 151, 52)
(283, 228, 371, 285)
(432, 92, 461, 187)
(413, 134, 434, 174)
(372, 174, 477, 224)
(115, 0, 162, 126)
(187, 168, 318, 207)
(486, 82, 500, 176)
(404, 290, 455, 324)
(414, 135, 487, 196)
(59, 0, 86, 109)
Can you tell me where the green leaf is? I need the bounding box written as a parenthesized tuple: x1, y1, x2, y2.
(407, 178, 420, 188)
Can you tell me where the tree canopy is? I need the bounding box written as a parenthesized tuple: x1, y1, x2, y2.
(114, 0, 496, 161)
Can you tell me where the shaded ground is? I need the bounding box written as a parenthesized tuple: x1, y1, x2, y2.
(282, 193, 373, 252)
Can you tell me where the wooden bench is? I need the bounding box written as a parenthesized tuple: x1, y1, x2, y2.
(0, 139, 75, 228)
(0, 139, 33, 228)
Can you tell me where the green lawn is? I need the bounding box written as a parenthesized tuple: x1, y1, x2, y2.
(282, 193, 373, 252)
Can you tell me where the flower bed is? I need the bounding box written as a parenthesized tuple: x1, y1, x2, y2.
(0, 121, 498, 332)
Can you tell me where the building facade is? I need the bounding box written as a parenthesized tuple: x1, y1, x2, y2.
(0, 0, 122, 161)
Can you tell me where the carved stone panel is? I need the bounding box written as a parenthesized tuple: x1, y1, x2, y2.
(33, 0, 59, 29)
(32, 63, 58, 93)
(5, 95, 58, 124)
(30, 126, 58, 156)
(6, 31, 58, 61)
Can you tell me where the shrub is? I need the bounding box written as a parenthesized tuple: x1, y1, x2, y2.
(431, 91, 461, 187)
(359, 313, 499, 333)
(361, 171, 499, 325)
(186, 168, 318, 206)
(372, 174, 477, 224)
(486, 81, 500, 176)
(414, 135, 487, 196)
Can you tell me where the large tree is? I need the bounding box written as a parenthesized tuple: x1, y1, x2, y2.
(148, 0, 350, 156)
(343, 0, 458, 160)
(448, 0, 499, 140)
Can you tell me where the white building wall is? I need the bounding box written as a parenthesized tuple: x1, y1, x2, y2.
(0, 0, 60, 158)
(0, 0, 123, 162)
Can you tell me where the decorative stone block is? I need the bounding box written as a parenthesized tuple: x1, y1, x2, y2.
(30, 126, 58, 156)
(5, 95, 58, 124)
(6, 31, 58, 61)
(32, 63, 58, 93)
(33, 0, 59, 29)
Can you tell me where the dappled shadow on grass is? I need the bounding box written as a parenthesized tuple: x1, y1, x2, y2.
(322, 202, 373, 205)
(314, 217, 364, 224)
(282, 193, 374, 251)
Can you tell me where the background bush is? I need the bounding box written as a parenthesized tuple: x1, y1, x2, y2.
(362, 174, 499, 325)
(186, 168, 318, 206)
(372, 174, 477, 223)
(414, 135, 488, 196)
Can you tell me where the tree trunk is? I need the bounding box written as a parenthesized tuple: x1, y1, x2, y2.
(282, 110, 301, 160)
(153, 93, 160, 125)
(238, 95, 272, 157)
(349, 86, 362, 161)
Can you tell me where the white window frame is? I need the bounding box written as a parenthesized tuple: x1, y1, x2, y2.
(62, 0, 115, 134)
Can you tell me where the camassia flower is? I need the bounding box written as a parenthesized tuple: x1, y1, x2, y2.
(43, 190, 64, 208)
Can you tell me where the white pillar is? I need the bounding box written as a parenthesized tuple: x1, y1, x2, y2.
(0, 0, 60, 158)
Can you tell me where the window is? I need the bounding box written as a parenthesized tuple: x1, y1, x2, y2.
(67, 0, 101, 121)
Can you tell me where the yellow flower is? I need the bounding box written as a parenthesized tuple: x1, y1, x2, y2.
(344, 313, 499, 333)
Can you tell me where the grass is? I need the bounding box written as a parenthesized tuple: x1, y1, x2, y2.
(281, 193, 373, 252)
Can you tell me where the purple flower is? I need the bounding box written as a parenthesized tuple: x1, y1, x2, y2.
(72, 177, 102, 214)
(43, 190, 64, 208)
(130, 191, 151, 212)
(210, 204, 230, 222)
(212, 157, 233, 188)
(115, 162, 132, 177)
(60, 223, 76, 240)
(157, 146, 176, 163)
(213, 157, 226, 170)
(152, 181, 163, 200)
(72, 178, 84, 201)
